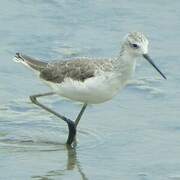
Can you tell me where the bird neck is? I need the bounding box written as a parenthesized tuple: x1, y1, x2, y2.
(112, 48, 137, 83)
(114, 48, 136, 70)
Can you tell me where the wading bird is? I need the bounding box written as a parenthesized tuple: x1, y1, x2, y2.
(14, 32, 166, 146)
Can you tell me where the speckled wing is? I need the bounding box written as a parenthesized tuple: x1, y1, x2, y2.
(40, 58, 113, 83)
(40, 59, 95, 83)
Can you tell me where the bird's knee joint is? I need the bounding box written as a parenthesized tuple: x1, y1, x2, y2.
(30, 96, 37, 103)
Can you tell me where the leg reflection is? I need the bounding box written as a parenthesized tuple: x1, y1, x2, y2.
(32, 145, 88, 180)
(66, 144, 88, 180)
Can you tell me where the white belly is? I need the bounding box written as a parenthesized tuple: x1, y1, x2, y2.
(45, 73, 126, 104)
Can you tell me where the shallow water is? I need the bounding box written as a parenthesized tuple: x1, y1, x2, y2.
(0, 0, 180, 179)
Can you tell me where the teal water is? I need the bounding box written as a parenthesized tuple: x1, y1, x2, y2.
(0, 0, 180, 179)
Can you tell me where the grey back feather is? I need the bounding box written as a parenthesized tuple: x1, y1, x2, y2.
(40, 59, 95, 83)
(40, 58, 113, 83)
(16, 53, 113, 83)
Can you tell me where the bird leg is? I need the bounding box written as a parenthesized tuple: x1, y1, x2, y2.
(75, 103, 87, 127)
(29, 92, 76, 145)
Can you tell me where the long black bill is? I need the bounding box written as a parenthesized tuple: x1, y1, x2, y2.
(143, 54, 167, 79)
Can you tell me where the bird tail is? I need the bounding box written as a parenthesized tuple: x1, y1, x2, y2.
(13, 53, 48, 72)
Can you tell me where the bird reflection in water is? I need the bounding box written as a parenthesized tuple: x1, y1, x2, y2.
(32, 144, 88, 180)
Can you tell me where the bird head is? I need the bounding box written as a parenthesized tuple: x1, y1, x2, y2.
(122, 32, 166, 79)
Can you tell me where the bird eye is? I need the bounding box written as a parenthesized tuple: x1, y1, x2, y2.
(132, 44, 139, 49)
(132, 43, 139, 48)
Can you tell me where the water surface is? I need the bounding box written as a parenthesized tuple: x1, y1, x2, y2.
(0, 0, 180, 179)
